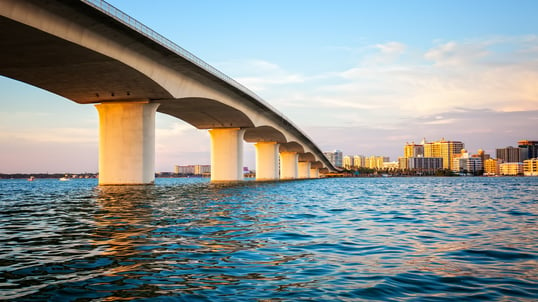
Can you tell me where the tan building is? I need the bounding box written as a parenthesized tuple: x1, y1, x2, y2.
(365, 156, 387, 169)
(353, 155, 365, 168)
(523, 158, 538, 176)
(175, 164, 211, 175)
(424, 138, 464, 170)
(484, 158, 500, 176)
(404, 142, 424, 158)
(499, 162, 523, 176)
(398, 157, 408, 170)
(343, 156, 353, 169)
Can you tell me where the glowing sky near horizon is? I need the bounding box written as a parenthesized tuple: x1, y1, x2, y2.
(1, 0, 537, 173)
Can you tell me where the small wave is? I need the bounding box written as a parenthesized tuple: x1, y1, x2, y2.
(448, 248, 537, 262)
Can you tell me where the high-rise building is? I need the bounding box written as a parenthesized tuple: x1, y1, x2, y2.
(323, 150, 343, 168)
(334, 150, 343, 168)
(423, 138, 464, 170)
(365, 156, 386, 169)
(353, 155, 365, 168)
(518, 140, 538, 160)
(496, 146, 526, 163)
(404, 142, 424, 158)
(474, 149, 490, 163)
(453, 157, 483, 174)
(343, 156, 353, 169)
(407, 157, 443, 172)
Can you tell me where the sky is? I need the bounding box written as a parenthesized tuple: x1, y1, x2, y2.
(1, 0, 538, 173)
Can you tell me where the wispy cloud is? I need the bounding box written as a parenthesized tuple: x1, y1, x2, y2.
(208, 35, 538, 159)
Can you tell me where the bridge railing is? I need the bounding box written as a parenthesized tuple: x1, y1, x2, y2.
(81, 0, 264, 107)
(80, 0, 336, 171)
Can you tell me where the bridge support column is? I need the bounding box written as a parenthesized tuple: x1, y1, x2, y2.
(310, 168, 320, 178)
(280, 151, 298, 180)
(255, 142, 279, 181)
(95, 101, 159, 185)
(298, 161, 311, 179)
(209, 128, 245, 182)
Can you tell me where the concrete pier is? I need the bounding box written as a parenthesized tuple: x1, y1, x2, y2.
(95, 101, 159, 185)
(254, 142, 279, 181)
(280, 151, 298, 180)
(209, 128, 245, 182)
(298, 161, 311, 179)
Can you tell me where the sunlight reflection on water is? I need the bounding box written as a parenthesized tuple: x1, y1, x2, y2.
(1, 177, 537, 300)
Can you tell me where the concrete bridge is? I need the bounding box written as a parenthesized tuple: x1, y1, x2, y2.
(0, 0, 337, 185)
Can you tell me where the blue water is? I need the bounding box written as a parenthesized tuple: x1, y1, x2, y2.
(1, 177, 537, 301)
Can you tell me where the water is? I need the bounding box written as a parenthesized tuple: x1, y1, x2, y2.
(1, 177, 537, 301)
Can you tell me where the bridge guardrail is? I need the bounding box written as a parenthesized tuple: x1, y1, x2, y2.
(80, 0, 336, 171)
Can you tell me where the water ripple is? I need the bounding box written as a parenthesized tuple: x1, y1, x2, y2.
(1, 177, 537, 300)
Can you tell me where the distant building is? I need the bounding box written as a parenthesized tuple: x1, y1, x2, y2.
(499, 162, 523, 176)
(334, 150, 343, 168)
(353, 155, 365, 168)
(324, 150, 343, 168)
(496, 146, 526, 163)
(518, 140, 538, 160)
(452, 149, 483, 174)
(175, 164, 211, 176)
(484, 158, 500, 176)
(343, 155, 353, 169)
(474, 149, 490, 162)
(406, 157, 443, 172)
(383, 161, 399, 171)
(365, 156, 387, 169)
(398, 157, 408, 170)
(423, 138, 464, 170)
(523, 158, 538, 176)
(404, 142, 424, 158)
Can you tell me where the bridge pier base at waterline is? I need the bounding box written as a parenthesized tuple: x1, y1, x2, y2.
(94, 102, 321, 185)
(95, 101, 159, 186)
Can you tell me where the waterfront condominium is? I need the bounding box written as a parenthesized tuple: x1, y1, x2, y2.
(518, 140, 538, 160)
(323, 150, 343, 168)
(404, 142, 424, 158)
(423, 138, 465, 170)
(523, 158, 538, 176)
(496, 146, 527, 163)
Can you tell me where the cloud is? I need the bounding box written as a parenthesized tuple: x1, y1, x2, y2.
(424, 41, 489, 66)
(216, 59, 306, 92)
(375, 41, 407, 56)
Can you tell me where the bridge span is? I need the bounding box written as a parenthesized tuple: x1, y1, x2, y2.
(0, 0, 337, 185)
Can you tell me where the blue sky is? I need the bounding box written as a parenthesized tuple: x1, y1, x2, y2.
(1, 0, 538, 173)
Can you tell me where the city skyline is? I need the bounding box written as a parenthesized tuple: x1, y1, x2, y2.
(2, 0, 538, 173)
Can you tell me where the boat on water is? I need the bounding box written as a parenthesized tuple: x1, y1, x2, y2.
(59, 176, 70, 181)
(27, 176, 35, 181)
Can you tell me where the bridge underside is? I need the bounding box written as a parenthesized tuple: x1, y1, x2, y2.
(0, 0, 336, 184)
(0, 16, 172, 104)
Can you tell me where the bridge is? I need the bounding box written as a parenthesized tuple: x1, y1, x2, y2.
(0, 0, 337, 185)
